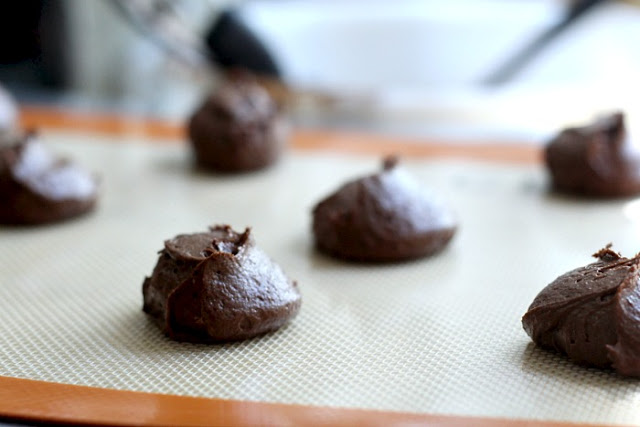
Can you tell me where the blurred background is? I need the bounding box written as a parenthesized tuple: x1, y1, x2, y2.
(2, 0, 640, 142)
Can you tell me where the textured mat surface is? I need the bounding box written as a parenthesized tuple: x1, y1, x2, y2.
(3, 132, 640, 425)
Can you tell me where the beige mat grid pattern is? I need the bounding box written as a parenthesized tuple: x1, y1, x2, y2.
(3, 132, 640, 425)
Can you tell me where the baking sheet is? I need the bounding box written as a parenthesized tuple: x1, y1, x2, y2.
(2, 132, 640, 426)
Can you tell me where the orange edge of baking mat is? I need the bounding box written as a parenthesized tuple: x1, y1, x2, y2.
(7, 105, 553, 427)
(19, 105, 542, 164)
(0, 376, 598, 427)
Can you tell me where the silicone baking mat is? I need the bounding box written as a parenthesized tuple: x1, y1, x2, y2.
(3, 130, 640, 426)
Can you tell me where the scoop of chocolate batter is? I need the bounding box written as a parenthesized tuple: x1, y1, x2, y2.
(312, 157, 457, 262)
(0, 133, 98, 225)
(143, 225, 301, 342)
(522, 246, 640, 377)
(187, 77, 287, 172)
(545, 112, 640, 197)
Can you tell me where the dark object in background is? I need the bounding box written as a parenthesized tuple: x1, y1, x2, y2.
(204, 10, 280, 78)
(522, 246, 640, 377)
(0, 0, 70, 89)
(142, 225, 301, 343)
(545, 112, 640, 198)
(111, 1, 281, 79)
(312, 157, 457, 262)
(0, 133, 99, 225)
(483, 0, 608, 85)
(188, 75, 288, 172)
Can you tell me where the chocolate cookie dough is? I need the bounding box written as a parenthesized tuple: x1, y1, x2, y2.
(187, 77, 287, 172)
(312, 157, 457, 262)
(545, 112, 640, 197)
(143, 225, 301, 342)
(522, 246, 640, 377)
(0, 133, 98, 225)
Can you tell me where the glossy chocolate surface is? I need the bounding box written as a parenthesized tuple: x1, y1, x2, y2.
(0, 134, 98, 225)
(143, 225, 301, 342)
(188, 78, 287, 172)
(545, 113, 640, 197)
(523, 247, 640, 376)
(312, 157, 457, 262)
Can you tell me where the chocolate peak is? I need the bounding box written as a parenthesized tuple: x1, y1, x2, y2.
(586, 112, 625, 145)
(593, 244, 621, 262)
(382, 155, 399, 171)
(207, 226, 251, 256)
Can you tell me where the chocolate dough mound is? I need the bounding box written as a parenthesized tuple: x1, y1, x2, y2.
(143, 225, 301, 342)
(187, 78, 287, 172)
(545, 112, 640, 197)
(522, 246, 640, 377)
(0, 134, 98, 225)
(312, 157, 457, 262)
